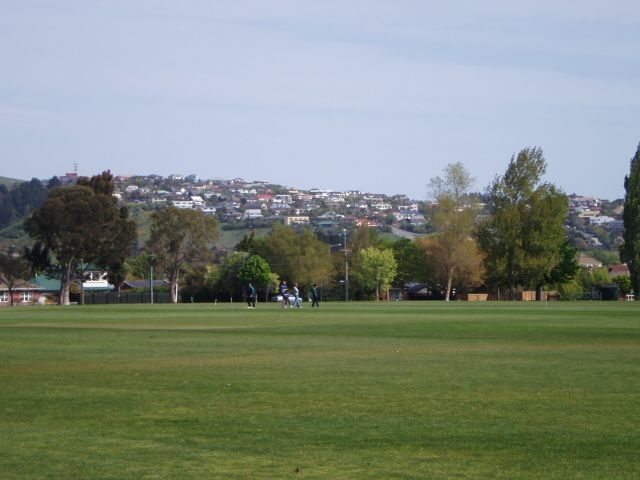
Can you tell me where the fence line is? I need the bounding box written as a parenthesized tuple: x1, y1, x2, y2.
(71, 291, 172, 304)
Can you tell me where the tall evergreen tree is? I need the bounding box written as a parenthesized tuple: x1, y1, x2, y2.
(621, 143, 640, 296)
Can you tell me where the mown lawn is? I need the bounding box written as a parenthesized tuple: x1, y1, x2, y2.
(1, 302, 638, 479)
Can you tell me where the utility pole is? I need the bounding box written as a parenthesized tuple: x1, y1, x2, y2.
(149, 254, 155, 304)
(343, 229, 349, 302)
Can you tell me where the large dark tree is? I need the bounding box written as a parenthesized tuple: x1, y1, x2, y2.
(621, 143, 640, 296)
(476, 147, 570, 299)
(24, 171, 136, 305)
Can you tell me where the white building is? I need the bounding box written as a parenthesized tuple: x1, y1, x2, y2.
(172, 200, 194, 209)
(243, 209, 263, 219)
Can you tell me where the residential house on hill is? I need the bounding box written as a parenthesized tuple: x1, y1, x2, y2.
(608, 264, 630, 278)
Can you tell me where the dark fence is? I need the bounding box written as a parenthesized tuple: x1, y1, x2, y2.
(70, 291, 172, 304)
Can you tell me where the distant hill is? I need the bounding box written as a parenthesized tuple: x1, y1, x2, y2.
(0, 176, 25, 189)
(0, 205, 271, 254)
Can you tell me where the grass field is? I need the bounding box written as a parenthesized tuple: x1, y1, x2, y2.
(1, 302, 639, 479)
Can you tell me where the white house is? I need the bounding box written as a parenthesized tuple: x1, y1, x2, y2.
(190, 195, 205, 207)
(172, 200, 194, 209)
(243, 209, 263, 219)
(274, 194, 293, 204)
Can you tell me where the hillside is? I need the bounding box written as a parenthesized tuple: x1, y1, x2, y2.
(0, 208, 270, 253)
(0, 176, 25, 189)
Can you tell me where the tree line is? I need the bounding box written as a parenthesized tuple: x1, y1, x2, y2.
(0, 177, 60, 229)
(3, 145, 640, 304)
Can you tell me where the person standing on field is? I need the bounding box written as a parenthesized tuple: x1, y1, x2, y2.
(293, 283, 301, 308)
(247, 283, 256, 309)
(311, 283, 320, 307)
(280, 280, 290, 308)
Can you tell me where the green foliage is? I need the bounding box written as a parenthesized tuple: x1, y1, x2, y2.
(428, 162, 477, 300)
(24, 175, 136, 305)
(576, 267, 612, 292)
(235, 231, 258, 253)
(146, 207, 219, 303)
(77, 170, 115, 196)
(354, 246, 398, 300)
(126, 253, 153, 280)
(614, 275, 632, 297)
(216, 252, 249, 301)
(544, 240, 579, 286)
(391, 238, 429, 285)
(259, 224, 333, 289)
(23, 242, 52, 276)
(584, 249, 620, 266)
(621, 143, 640, 295)
(238, 254, 272, 289)
(476, 147, 570, 298)
(0, 178, 48, 229)
(557, 279, 584, 301)
(96, 205, 137, 292)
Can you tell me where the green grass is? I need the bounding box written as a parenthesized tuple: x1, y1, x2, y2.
(217, 227, 271, 249)
(1, 302, 639, 479)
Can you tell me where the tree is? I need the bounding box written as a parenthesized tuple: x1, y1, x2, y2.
(25, 173, 134, 305)
(354, 247, 397, 300)
(614, 275, 632, 298)
(235, 231, 258, 254)
(428, 162, 476, 301)
(238, 254, 273, 301)
(0, 248, 31, 306)
(476, 148, 569, 299)
(0, 178, 48, 229)
(146, 207, 218, 303)
(621, 143, 640, 296)
(418, 236, 483, 297)
(95, 205, 137, 294)
(391, 238, 429, 286)
(543, 239, 579, 287)
(258, 224, 333, 292)
(214, 252, 248, 302)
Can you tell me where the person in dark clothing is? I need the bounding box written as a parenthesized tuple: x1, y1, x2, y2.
(280, 280, 290, 308)
(311, 283, 320, 307)
(247, 283, 256, 308)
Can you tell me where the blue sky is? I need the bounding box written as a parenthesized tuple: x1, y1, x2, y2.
(1, 1, 638, 200)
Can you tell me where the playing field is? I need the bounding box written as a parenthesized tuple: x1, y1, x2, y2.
(1, 302, 638, 479)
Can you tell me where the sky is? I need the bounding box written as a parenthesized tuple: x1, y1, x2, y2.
(1, 1, 639, 200)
